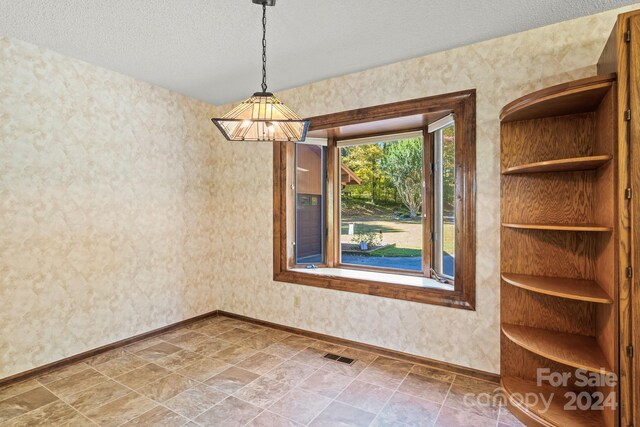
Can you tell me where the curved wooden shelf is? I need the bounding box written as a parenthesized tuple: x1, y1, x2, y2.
(500, 74, 616, 122)
(502, 324, 613, 374)
(501, 273, 613, 304)
(502, 223, 613, 232)
(501, 376, 605, 427)
(502, 155, 612, 175)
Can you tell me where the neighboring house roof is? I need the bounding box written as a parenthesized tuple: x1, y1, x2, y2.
(341, 164, 362, 186)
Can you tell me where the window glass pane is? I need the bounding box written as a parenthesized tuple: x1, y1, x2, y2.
(340, 137, 423, 272)
(436, 124, 455, 278)
(295, 144, 325, 264)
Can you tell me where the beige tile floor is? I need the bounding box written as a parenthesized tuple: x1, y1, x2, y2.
(0, 316, 525, 426)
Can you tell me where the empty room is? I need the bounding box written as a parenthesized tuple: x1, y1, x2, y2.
(1, 1, 640, 426)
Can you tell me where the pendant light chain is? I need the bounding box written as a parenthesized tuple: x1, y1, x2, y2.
(261, 3, 268, 93)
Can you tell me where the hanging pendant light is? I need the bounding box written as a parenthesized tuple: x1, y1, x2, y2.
(211, 0, 309, 142)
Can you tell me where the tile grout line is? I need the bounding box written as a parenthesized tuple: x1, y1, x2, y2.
(4, 320, 293, 426)
(35, 366, 114, 421)
(138, 362, 254, 425)
(0, 379, 43, 404)
(367, 358, 416, 426)
(305, 366, 360, 425)
(242, 342, 379, 426)
(6, 317, 496, 427)
(0, 385, 44, 424)
(156, 332, 308, 426)
(275, 344, 451, 426)
(432, 373, 455, 426)
(235, 342, 337, 426)
(102, 368, 207, 427)
(207, 322, 491, 423)
(304, 351, 383, 426)
(217, 315, 499, 384)
(238, 348, 331, 426)
(6, 354, 141, 425)
(10, 352, 207, 427)
(37, 381, 100, 426)
(71, 332, 238, 427)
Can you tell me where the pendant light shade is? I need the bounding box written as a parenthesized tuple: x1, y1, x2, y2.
(212, 92, 309, 142)
(211, 0, 309, 142)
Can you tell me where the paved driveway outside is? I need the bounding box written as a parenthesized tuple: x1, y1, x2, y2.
(341, 255, 454, 277)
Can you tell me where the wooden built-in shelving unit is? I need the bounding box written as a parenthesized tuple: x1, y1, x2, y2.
(502, 377, 605, 427)
(502, 155, 612, 175)
(500, 74, 618, 427)
(500, 77, 614, 122)
(501, 273, 613, 304)
(502, 323, 613, 374)
(502, 223, 613, 232)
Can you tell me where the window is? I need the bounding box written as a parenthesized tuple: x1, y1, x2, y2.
(274, 90, 476, 309)
(295, 144, 326, 265)
(339, 134, 424, 273)
(432, 117, 456, 279)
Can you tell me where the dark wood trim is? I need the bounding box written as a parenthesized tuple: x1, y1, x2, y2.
(274, 270, 471, 309)
(217, 310, 499, 383)
(453, 100, 477, 308)
(0, 310, 220, 389)
(274, 90, 477, 310)
(332, 262, 426, 278)
(308, 90, 475, 131)
(327, 136, 340, 267)
(333, 126, 426, 144)
(273, 141, 287, 274)
(625, 12, 640, 427)
(285, 142, 296, 268)
(0, 308, 498, 389)
(598, 10, 640, 427)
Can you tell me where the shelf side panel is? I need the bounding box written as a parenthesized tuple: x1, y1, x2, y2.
(594, 83, 618, 427)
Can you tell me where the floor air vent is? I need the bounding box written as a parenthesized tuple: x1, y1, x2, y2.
(324, 353, 355, 365)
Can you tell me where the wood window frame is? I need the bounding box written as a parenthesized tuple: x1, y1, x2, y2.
(273, 90, 476, 310)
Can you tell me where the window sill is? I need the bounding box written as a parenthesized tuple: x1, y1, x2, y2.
(291, 267, 454, 291)
(274, 267, 473, 310)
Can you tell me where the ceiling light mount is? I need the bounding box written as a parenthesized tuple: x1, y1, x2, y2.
(211, 0, 309, 142)
(252, 0, 276, 6)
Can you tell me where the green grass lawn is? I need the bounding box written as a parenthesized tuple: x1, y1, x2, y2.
(367, 246, 421, 257)
(344, 223, 454, 256)
(340, 197, 454, 257)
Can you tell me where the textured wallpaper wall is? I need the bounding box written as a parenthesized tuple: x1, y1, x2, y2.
(0, 37, 221, 379)
(211, 5, 637, 374)
(1, 5, 637, 380)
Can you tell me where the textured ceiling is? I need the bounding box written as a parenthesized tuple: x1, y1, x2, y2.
(0, 0, 634, 105)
